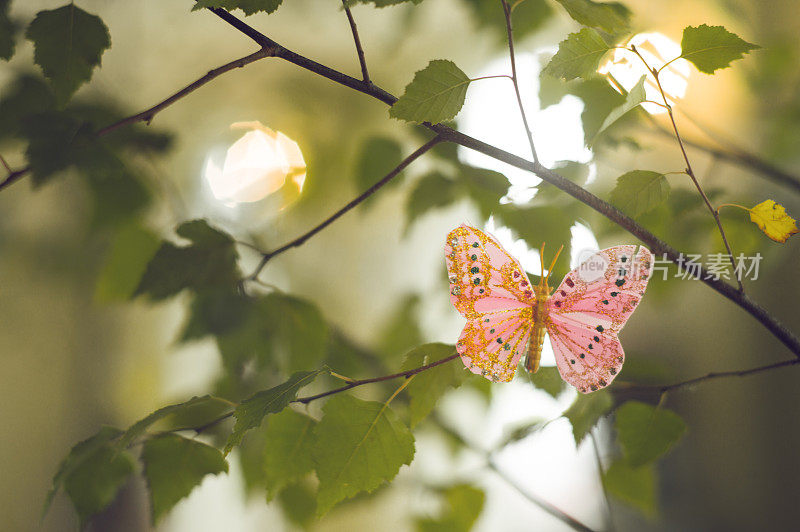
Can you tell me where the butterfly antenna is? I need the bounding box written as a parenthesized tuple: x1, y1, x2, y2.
(539, 243, 546, 287)
(544, 244, 565, 285)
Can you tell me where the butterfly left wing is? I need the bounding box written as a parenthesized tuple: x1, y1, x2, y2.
(545, 245, 654, 393)
(457, 312, 533, 382)
(445, 225, 535, 382)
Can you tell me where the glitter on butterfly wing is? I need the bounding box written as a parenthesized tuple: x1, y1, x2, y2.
(546, 245, 654, 392)
(445, 225, 534, 382)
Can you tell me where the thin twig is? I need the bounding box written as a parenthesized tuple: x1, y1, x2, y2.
(617, 357, 800, 395)
(487, 458, 597, 532)
(501, 0, 539, 163)
(630, 45, 743, 292)
(294, 352, 459, 404)
(208, 7, 800, 359)
(0, 154, 11, 173)
(644, 117, 800, 195)
(0, 167, 27, 192)
(165, 352, 459, 437)
(432, 414, 597, 532)
(98, 47, 276, 136)
(341, 0, 370, 83)
(245, 135, 443, 279)
(589, 432, 617, 532)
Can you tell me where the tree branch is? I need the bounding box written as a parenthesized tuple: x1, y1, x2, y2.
(208, 7, 800, 359)
(166, 352, 460, 438)
(245, 135, 443, 280)
(0, 167, 28, 193)
(341, 0, 370, 84)
(0, 47, 277, 192)
(501, 0, 539, 163)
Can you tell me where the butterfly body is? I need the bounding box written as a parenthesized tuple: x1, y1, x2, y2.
(525, 292, 549, 374)
(445, 224, 653, 393)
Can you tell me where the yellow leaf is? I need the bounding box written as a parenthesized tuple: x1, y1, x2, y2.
(749, 200, 799, 243)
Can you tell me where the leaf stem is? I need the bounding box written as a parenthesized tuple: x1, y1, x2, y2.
(715, 203, 751, 214)
(501, 0, 539, 163)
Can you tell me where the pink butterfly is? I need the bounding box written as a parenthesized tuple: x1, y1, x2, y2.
(445, 224, 653, 393)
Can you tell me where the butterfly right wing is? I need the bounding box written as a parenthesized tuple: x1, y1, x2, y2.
(445, 225, 535, 382)
(545, 245, 653, 392)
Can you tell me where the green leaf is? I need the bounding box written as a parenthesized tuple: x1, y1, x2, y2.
(390, 60, 471, 124)
(609, 170, 670, 218)
(225, 370, 325, 454)
(461, 165, 509, 218)
(528, 366, 566, 398)
(116, 396, 218, 451)
(182, 290, 253, 341)
(0, 75, 56, 141)
(569, 77, 626, 141)
(265, 293, 330, 372)
(136, 220, 240, 300)
(277, 482, 317, 527)
(355, 136, 404, 205)
(313, 394, 415, 516)
(494, 204, 576, 281)
(553, 0, 631, 34)
(141, 434, 228, 524)
(20, 111, 91, 186)
(563, 389, 612, 445)
(45, 427, 135, 525)
(192, 0, 283, 16)
(538, 64, 577, 109)
(18, 109, 153, 224)
(533, 160, 590, 201)
(602, 460, 657, 517)
(497, 418, 548, 448)
(680, 24, 760, 74)
(406, 171, 461, 230)
(615, 401, 686, 467)
(0, 0, 16, 61)
(325, 329, 380, 378)
(263, 409, 317, 500)
(463, 0, 553, 42)
(26, 5, 111, 104)
(43, 427, 121, 519)
(95, 223, 161, 302)
(66, 99, 173, 155)
(377, 294, 424, 358)
(593, 75, 646, 141)
(542, 28, 612, 81)
(82, 150, 151, 227)
(416, 484, 485, 532)
(401, 343, 462, 427)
